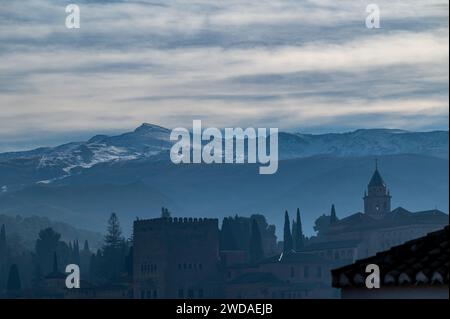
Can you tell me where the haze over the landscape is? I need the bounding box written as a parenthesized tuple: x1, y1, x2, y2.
(0, 124, 448, 237)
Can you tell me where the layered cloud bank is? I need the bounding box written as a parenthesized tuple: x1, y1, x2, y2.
(0, 0, 448, 151)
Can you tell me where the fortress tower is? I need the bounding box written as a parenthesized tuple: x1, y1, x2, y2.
(133, 215, 220, 299)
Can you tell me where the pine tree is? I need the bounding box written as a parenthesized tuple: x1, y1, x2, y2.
(104, 213, 124, 250)
(295, 208, 304, 250)
(283, 210, 293, 253)
(249, 219, 264, 262)
(330, 204, 338, 224)
(7, 264, 21, 292)
(102, 213, 126, 280)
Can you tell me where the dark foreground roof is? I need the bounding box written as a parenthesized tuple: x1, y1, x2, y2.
(332, 226, 449, 288)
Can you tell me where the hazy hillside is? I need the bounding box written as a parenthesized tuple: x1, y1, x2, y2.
(0, 154, 447, 236)
(0, 214, 103, 251)
(0, 124, 448, 236)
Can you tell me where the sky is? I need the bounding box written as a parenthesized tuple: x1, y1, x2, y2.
(0, 0, 448, 152)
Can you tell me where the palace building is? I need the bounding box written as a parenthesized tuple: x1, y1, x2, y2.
(302, 163, 448, 261)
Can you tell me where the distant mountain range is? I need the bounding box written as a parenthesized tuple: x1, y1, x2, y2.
(0, 124, 448, 236)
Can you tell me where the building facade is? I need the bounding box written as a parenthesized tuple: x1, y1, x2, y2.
(133, 216, 221, 298)
(305, 164, 448, 260)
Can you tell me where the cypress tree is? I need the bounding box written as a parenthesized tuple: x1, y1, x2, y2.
(7, 264, 21, 292)
(283, 210, 293, 253)
(295, 208, 304, 249)
(249, 219, 264, 262)
(292, 220, 298, 251)
(0, 224, 7, 261)
(0, 224, 6, 250)
(220, 218, 238, 250)
(83, 240, 90, 252)
(73, 240, 80, 265)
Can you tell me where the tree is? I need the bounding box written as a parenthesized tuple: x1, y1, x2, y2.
(219, 217, 238, 250)
(283, 210, 293, 253)
(125, 246, 133, 277)
(73, 240, 80, 265)
(292, 219, 297, 251)
(0, 224, 6, 255)
(7, 264, 21, 292)
(101, 213, 127, 281)
(104, 213, 124, 250)
(249, 219, 264, 262)
(80, 240, 91, 278)
(294, 208, 304, 250)
(0, 224, 8, 291)
(313, 214, 332, 235)
(35, 228, 61, 274)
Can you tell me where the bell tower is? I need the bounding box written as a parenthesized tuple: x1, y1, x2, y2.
(364, 160, 391, 217)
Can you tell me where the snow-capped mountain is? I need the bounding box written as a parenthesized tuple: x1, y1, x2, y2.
(0, 124, 447, 232)
(0, 123, 172, 182)
(0, 124, 447, 188)
(279, 129, 449, 159)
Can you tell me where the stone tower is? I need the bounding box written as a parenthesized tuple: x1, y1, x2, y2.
(363, 160, 391, 217)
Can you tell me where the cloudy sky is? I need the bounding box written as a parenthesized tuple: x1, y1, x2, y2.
(0, 0, 448, 151)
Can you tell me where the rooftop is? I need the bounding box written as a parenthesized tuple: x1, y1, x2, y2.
(331, 226, 449, 288)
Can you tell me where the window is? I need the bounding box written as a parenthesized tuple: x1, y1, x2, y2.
(153, 290, 157, 299)
(188, 289, 194, 298)
(198, 289, 204, 298)
(178, 289, 184, 298)
(316, 267, 322, 278)
(290, 267, 295, 278)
